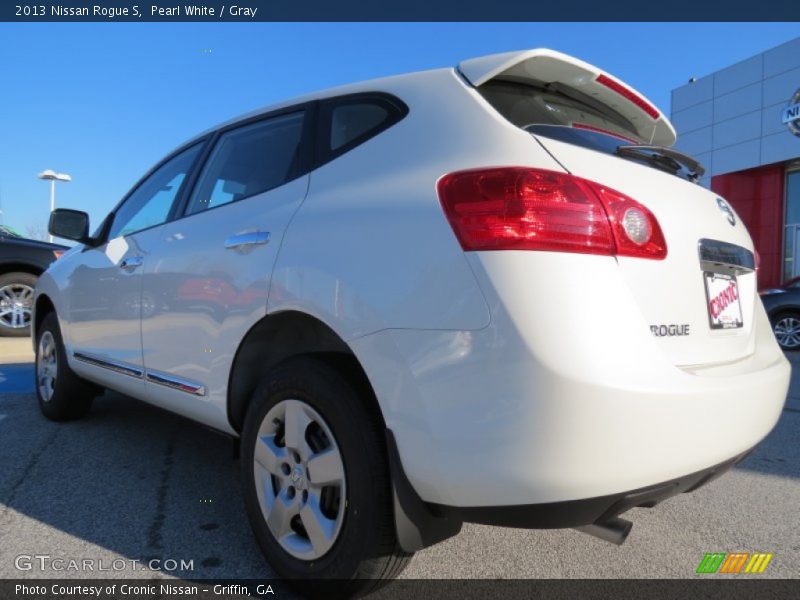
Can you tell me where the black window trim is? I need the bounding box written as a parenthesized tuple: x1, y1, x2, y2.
(313, 92, 409, 170)
(93, 91, 407, 245)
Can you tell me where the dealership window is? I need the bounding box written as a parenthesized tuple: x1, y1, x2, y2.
(784, 170, 800, 281)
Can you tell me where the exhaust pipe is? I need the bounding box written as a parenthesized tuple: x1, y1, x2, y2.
(575, 516, 633, 545)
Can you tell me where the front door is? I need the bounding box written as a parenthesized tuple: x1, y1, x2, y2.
(65, 143, 203, 396)
(139, 110, 310, 430)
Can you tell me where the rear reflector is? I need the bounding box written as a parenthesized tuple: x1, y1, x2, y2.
(596, 74, 660, 120)
(438, 167, 667, 260)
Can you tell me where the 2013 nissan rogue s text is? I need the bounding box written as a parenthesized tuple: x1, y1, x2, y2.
(33, 49, 790, 593)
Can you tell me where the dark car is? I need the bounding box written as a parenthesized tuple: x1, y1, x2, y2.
(0, 228, 67, 336)
(760, 276, 800, 350)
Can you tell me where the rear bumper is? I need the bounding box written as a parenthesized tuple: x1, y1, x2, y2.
(350, 253, 790, 508)
(432, 448, 751, 529)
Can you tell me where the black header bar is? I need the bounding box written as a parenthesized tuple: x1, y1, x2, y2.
(2, 0, 798, 22)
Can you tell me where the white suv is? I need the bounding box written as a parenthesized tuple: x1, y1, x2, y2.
(34, 49, 789, 591)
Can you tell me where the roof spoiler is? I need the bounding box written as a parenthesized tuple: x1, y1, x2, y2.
(458, 48, 676, 147)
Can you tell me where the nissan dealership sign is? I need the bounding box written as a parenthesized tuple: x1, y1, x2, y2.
(784, 88, 800, 137)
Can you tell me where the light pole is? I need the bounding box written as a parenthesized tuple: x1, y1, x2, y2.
(37, 170, 71, 242)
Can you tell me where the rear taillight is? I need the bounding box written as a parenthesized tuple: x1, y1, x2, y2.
(589, 182, 667, 259)
(437, 167, 667, 260)
(53, 250, 64, 260)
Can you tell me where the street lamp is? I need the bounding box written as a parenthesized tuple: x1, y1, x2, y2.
(38, 170, 71, 242)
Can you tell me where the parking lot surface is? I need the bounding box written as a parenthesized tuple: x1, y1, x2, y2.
(0, 338, 798, 580)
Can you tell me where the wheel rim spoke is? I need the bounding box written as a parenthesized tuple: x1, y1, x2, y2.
(254, 435, 287, 476)
(307, 448, 344, 486)
(299, 492, 336, 554)
(282, 400, 312, 459)
(266, 490, 297, 538)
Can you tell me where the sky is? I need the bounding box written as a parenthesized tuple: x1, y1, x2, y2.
(1, 22, 799, 238)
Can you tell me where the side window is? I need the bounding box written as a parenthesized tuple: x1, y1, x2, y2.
(185, 111, 305, 216)
(109, 143, 202, 239)
(317, 95, 407, 165)
(330, 103, 390, 151)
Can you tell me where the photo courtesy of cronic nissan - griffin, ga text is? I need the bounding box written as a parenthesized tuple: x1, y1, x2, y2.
(32, 49, 789, 594)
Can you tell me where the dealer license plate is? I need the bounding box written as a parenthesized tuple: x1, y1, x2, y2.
(704, 272, 743, 329)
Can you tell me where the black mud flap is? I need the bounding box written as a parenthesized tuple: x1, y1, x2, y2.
(385, 429, 462, 553)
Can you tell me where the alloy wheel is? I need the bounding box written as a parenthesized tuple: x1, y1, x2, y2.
(253, 399, 346, 560)
(774, 316, 800, 349)
(37, 331, 58, 402)
(0, 283, 34, 330)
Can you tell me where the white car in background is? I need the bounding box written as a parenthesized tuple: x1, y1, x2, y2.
(33, 49, 789, 593)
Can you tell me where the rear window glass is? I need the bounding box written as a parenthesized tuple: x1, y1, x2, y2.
(481, 81, 700, 181)
(479, 80, 642, 143)
(524, 125, 634, 152)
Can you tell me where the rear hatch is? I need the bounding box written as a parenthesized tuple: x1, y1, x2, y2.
(461, 49, 758, 367)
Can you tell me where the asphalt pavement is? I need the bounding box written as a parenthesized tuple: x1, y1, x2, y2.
(0, 338, 798, 581)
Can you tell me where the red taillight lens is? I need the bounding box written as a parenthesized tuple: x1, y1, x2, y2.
(53, 250, 64, 260)
(437, 167, 614, 255)
(596, 74, 660, 120)
(437, 167, 667, 260)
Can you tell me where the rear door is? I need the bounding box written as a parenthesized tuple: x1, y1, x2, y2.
(536, 138, 755, 366)
(464, 49, 758, 367)
(138, 108, 312, 429)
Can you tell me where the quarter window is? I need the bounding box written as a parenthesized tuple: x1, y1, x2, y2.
(109, 143, 202, 239)
(329, 103, 391, 151)
(316, 95, 407, 166)
(185, 111, 306, 216)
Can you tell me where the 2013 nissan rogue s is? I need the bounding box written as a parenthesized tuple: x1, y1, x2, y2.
(33, 48, 790, 593)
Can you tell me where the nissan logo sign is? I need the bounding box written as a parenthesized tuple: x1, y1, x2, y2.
(783, 88, 800, 137)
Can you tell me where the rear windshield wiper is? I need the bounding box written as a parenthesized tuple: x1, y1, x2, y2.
(616, 145, 705, 181)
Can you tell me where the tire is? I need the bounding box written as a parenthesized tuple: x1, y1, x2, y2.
(35, 312, 96, 421)
(0, 271, 38, 337)
(770, 311, 800, 351)
(241, 356, 411, 596)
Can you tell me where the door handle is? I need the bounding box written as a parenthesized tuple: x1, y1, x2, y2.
(224, 231, 271, 250)
(119, 256, 144, 271)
